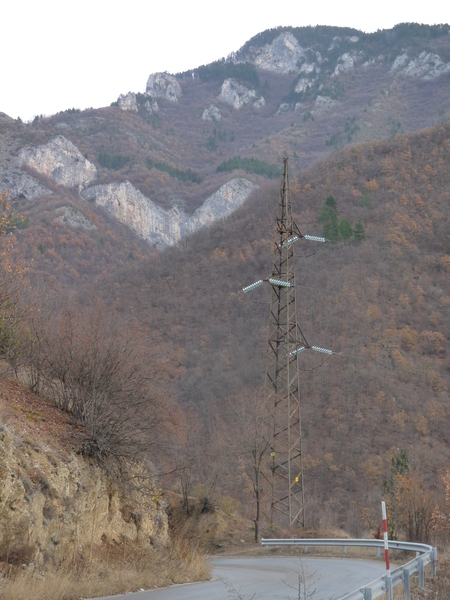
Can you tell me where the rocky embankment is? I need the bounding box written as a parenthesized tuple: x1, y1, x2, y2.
(0, 379, 168, 566)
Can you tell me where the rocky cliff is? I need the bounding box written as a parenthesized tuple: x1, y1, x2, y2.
(81, 181, 182, 247)
(233, 27, 450, 83)
(239, 31, 311, 74)
(202, 104, 221, 121)
(117, 92, 139, 112)
(10, 131, 257, 248)
(19, 136, 97, 189)
(0, 379, 168, 566)
(55, 206, 97, 230)
(146, 73, 182, 102)
(0, 169, 50, 200)
(219, 79, 265, 109)
(82, 178, 257, 248)
(391, 50, 450, 79)
(189, 178, 256, 233)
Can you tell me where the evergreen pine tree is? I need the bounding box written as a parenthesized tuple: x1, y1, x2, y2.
(329, 211, 339, 241)
(354, 219, 366, 241)
(339, 218, 353, 240)
(325, 194, 337, 211)
(319, 195, 339, 241)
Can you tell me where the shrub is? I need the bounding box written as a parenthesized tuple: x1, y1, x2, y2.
(145, 158, 201, 183)
(33, 301, 170, 477)
(217, 156, 281, 179)
(98, 152, 132, 170)
(182, 60, 259, 88)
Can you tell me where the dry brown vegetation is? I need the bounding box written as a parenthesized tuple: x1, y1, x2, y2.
(0, 538, 210, 600)
(390, 551, 450, 599)
(4, 122, 450, 542)
(1, 81, 450, 596)
(102, 121, 450, 538)
(0, 374, 210, 599)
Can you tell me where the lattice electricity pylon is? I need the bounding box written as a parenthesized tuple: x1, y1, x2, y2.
(242, 157, 331, 528)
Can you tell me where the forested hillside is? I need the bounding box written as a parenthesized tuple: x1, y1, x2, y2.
(2, 23, 450, 259)
(1, 22, 449, 549)
(102, 121, 450, 535)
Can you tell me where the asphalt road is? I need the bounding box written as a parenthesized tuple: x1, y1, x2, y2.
(98, 556, 386, 600)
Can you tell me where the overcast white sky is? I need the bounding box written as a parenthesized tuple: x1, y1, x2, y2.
(3, 1, 449, 121)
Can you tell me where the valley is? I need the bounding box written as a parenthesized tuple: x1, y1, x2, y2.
(0, 22, 449, 600)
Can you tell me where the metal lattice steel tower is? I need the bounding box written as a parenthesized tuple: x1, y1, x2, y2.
(242, 158, 330, 529)
(265, 157, 308, 528)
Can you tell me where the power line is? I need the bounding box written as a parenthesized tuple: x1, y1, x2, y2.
(313, 348, 446, 376)
(249, 283, 450, 314)
(300, 237, 449, 258)
(292, 283, 450, 314)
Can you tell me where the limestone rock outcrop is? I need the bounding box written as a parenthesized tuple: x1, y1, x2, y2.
(312, 95, 340, 115)
(82, 178, 257, 248)
(391, 51, 450, 80)
(234, 31, 324, 76)
(245, 32, 306, 74)
(18, 136, 97, 189)
(275, 103, 290, 116)
(146, 73, 182, 102)
(117, 92, 139, 112)
(189, 178, 256, 233)
(0, 169, 49, 199)
(55, 206, 97, 230)
(334, 52, 356, 76)
(145, 98, 159, 114)
(202, 104, 221, 121)
(219, 79, 265, 110)
(82, 181, 181, 248)
(295, 78, 314, 93)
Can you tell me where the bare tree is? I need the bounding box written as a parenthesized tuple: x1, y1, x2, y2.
(0, 191, 27, 368)
(39, 299, 171, 481)
(229, 388, 270, 542)
(16, 282, 56, 394)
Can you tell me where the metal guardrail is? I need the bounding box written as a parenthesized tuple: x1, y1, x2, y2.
(261, 538, 437, 599)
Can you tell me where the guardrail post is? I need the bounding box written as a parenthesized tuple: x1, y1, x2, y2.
(418, 558, 424, 588)
(403, 568, 410, 600)
(304, 546, 308, 553)
(377, 546, 380, 558)
(344, 545, 347, 554)
(386, 575, 393, 600)
(431, 547, 437, 576)
(364, 588, 373, 600)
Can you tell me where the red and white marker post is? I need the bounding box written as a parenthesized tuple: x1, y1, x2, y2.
(382, 501, 392, 599)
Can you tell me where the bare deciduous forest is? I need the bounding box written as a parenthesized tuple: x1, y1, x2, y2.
(93, 122, 448, 540)
(7, 122, 449, 542)
(1, 23, 450, 598)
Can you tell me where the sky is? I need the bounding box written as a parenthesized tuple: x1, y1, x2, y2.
(3, 1, 450, 122)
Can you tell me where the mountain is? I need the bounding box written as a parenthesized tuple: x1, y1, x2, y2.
(1, 23, 449, 538)
(101, 119, 450, 534)
(1, 23, 450, 286)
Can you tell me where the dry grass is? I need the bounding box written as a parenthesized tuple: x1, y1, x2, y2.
(0, 538, 211, 600)
(390, 550, 450, 600)
(407, 551, 450, 600)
